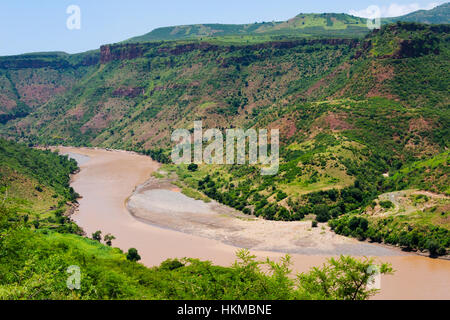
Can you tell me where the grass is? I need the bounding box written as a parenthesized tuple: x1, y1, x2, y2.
(404, 207, 449, 229)
(180, 186, 211, 203)
(390, 152, 450, 195)
(0, 169, 60, 213)
(43, 232, 126, 260)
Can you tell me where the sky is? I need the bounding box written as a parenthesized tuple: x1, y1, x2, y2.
(0, 0, 445, 56)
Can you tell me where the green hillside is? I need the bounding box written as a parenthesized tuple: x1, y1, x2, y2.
(0, 51, 98, 124)
(385, 2, 450, 24)
(181, 23, 449, 227)
(126, 13, 369, 43)
(126, 4, 450, 43)
(0, 212, 391, 300)
(4, 38, 359, 147)
(0, 138, 81, 233)
(388, 151, 450, 195)
(1, 4, 450, 301)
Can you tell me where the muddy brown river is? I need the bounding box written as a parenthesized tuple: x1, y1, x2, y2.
(58, 147, 450, 300)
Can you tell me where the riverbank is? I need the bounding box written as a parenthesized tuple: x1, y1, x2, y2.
(127, 175, 403, 256)
(57, 147, 450, 300)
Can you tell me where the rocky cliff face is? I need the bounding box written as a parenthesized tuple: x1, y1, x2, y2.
(100, 43, 148, 63)
(99, 39, 360, 63)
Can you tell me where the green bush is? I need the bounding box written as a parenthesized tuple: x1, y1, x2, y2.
(126, 248, 141, 262)
(379, 200, 394, 209)
(187, 163, 198, 172)
(314, 204, 330, 222)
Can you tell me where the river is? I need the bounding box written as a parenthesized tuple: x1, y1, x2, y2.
(58, 147, 450, 300)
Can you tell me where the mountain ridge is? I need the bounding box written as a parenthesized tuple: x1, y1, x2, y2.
(126, 3, 450, 43)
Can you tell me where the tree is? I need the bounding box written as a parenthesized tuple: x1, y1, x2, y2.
(426, 239, 440, 257)
(92, 230, 102, 242)
(276, 190, 288, 201)
(379, 200, 394, 209)
(314, 204, 330, 222)
(104, 233, 116, 246)
(298, 255, 393, 300)
(187, 163, 198, 172)
(127, 248, 141, 262)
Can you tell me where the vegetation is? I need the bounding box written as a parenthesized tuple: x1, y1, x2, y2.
(329, 213, 449, 257)
(126, 4, 449, 43)
(126, 248, 141, 262)
(92, 230, 102, 242)
(0, 138, 82, 234)
(388, 152, 450, 195)
(104, 234, 116, 246)
(126, 13, 370, 43)
(383, 3, 450, 25)
(0, 139, 79, 200)
(0, 203, 393, 299)
(136, 23, 449, 236)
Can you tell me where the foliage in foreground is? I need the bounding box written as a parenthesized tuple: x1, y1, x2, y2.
(0, 205, 392, 300)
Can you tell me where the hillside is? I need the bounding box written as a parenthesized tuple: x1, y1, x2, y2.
(181, 23, 449, 225)
(126, 4, 450, 43)
(0, 138, 81, 232)
(330, 189, 449, 256)
(3, 38, 359, 147)
(385, 2, 450, 24)
(126, 13, 369, 43)
(0, 51, 98, 124)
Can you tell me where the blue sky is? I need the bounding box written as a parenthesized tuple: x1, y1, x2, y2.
(0, 0, 445, 56)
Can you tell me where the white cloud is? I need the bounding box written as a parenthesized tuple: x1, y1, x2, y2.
(349, 2, 441, 18)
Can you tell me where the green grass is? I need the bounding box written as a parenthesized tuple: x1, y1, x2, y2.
(44, 232, 126, 260)
(389, 152, 450, 195)
(180, 186, 211, 203)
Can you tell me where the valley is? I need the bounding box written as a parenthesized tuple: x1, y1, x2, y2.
(0, 3, 449, 301)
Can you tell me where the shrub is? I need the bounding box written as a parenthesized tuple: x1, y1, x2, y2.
(159, 259, 184, 271)
(126, 248, 141, 262)
(92, 230, 102, 242)
(187, 163, 198, 172)
(104, 233, 116, 246)
(379, 200, 394, 209)
(276, 191, 288, 201)
(314, 204, 330, 222)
